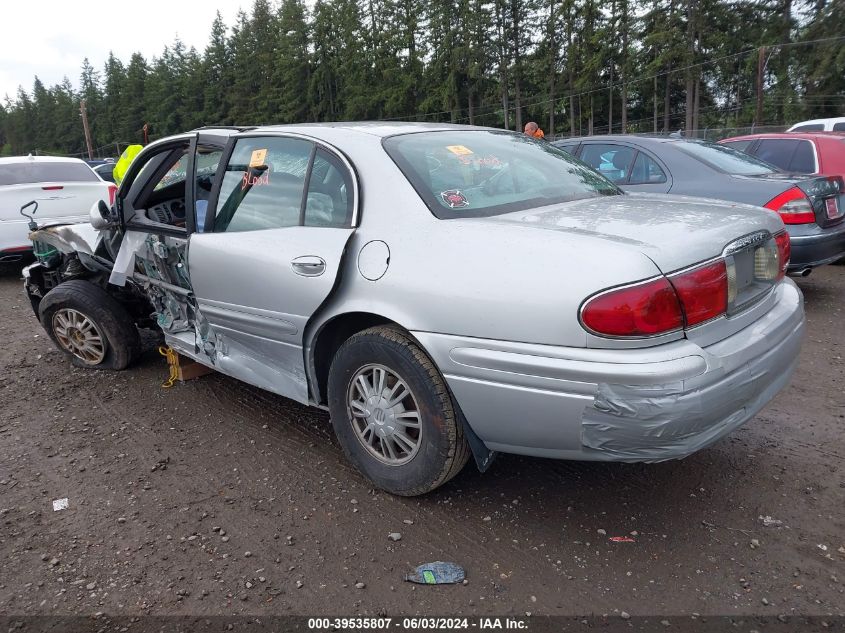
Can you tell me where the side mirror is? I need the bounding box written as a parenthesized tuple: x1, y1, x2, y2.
(89, 200, 111, 230)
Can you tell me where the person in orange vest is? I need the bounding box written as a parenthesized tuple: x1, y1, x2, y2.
(523, 121, 545, 139)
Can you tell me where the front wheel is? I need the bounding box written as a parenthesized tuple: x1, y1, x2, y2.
(327, 326, 470, 496)
(39, 280, 141, 370)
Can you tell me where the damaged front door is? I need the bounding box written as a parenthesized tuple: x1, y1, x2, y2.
(187, 135, 357, 404)
(108, 134, 227, 362)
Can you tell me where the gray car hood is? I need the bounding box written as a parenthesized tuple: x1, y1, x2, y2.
(492, 192, 785, 273)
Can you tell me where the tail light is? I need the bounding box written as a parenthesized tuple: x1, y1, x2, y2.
(108, 184, 118, 205)
(580, 277, 683, 337)
(764, 186, 815, 224)
(774, 230, 790, 280)
(581, 233, 789, 338)
(668, 260, 728, 327)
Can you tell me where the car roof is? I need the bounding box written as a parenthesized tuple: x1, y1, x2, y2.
(721, 132, 845, 142)
(247, 121, 500, 138)
(789, 116, 845, 125)
(0, 155, 90, 165)
(552, 134, 691, 146)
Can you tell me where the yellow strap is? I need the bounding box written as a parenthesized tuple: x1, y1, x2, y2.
(158, 346, 179, 388)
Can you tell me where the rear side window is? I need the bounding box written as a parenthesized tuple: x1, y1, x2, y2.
(0, 161, 99, 185)
(833, 122, 845, 132)
(579, 144, 635, 183)
(304, 149, 354, 228)
(791, 124, 824, 132)
(629, 152, 667, 184)
(214, 137, 312, 233)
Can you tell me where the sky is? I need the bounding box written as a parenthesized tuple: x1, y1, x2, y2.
(0, 1, 251, 102)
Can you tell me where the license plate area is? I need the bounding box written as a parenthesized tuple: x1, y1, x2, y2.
(824, 196, 842, 220)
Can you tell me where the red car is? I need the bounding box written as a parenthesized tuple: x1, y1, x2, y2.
(719, 132, 845, 179)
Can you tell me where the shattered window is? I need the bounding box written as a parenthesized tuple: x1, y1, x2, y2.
(214, 137, 312, 233)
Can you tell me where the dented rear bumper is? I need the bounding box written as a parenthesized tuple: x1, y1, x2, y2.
(413, 279, 805, 462)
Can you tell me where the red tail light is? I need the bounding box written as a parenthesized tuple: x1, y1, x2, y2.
(580, 277, 683, 337)
(774, 230, 790, 280)
(41, 185, 63, 191)
(582, 233, 790, 338)
(764, 186, 815, 224)
(669, 260, 728, 327)
(108, 184, 117, 205)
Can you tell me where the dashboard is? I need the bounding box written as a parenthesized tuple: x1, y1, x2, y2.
(147, 199, 187, 226)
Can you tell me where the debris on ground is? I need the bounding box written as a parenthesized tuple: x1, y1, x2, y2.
(405, 562, 466, 585)
(759, 515, 783, 527)
(51, 498, 68, 512)
(609, 536, 636, 543)
(388, 532, 402, 541)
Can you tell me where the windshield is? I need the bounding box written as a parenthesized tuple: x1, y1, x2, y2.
(383, 130, 620, 219)
(673, 139, 780, 175)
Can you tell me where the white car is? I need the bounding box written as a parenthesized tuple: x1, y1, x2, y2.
(0, 155, 115, 261)
(787, 116, 845, 132)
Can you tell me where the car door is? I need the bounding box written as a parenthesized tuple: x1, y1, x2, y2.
(187, 134, 357, 405)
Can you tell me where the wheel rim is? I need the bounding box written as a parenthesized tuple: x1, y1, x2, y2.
(347, 363, 422, 466)
(52, 308, 107, 365)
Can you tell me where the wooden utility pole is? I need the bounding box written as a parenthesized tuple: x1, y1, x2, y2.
(80, 99, 94, 160)
(755, 46, 766, 128)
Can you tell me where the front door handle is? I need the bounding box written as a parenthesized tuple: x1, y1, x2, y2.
(291, 255, 326, 277)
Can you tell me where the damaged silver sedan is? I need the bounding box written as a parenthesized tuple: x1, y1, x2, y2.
(23, 123, 805, 495)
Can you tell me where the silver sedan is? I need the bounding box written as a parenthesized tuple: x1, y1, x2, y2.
(23, 123, 805, 495)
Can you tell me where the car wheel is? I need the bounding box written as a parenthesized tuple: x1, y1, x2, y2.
(39, 280, 140, 370)
(327, 326, 470, 496)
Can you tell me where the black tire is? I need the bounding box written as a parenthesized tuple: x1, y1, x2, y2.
(39, 279, 141, 370)
(327, 326, 471, 496)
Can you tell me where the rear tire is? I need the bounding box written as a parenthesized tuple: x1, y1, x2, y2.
(327, 326, 470, 496)
(39, 280, 140, 370)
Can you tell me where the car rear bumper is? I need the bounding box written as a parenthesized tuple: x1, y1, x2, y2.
(787, 220, 845, 270)
(413, 279, 804, 463)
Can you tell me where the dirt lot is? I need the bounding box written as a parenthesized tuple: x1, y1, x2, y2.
(0, 262, 843, 620)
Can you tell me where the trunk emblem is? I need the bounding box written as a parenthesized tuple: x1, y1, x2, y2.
(723, 230, 770, 256)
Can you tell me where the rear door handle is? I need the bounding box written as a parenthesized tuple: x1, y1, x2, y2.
(291, 255, 326, 277)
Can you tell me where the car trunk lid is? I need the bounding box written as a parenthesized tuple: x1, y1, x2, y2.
(740, 173, 844, 228)
(491, 192, 784, 274)
(487, 192, 787, 343)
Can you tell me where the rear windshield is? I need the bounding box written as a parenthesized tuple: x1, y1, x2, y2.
(673, 140, 780, 175)
(383, 130, 620, 219)
(0, 161, 99, 186)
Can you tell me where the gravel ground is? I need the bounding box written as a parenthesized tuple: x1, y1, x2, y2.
(0, 262, 843, 619)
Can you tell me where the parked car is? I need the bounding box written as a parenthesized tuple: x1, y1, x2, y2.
(91, 162, 117, 183)
(1, 155, 116, 261)
(787, 116, 845, 132)
(718, 132, 845, 179)
(554, 135, 845, 275)
(22, 124, 804, 495)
